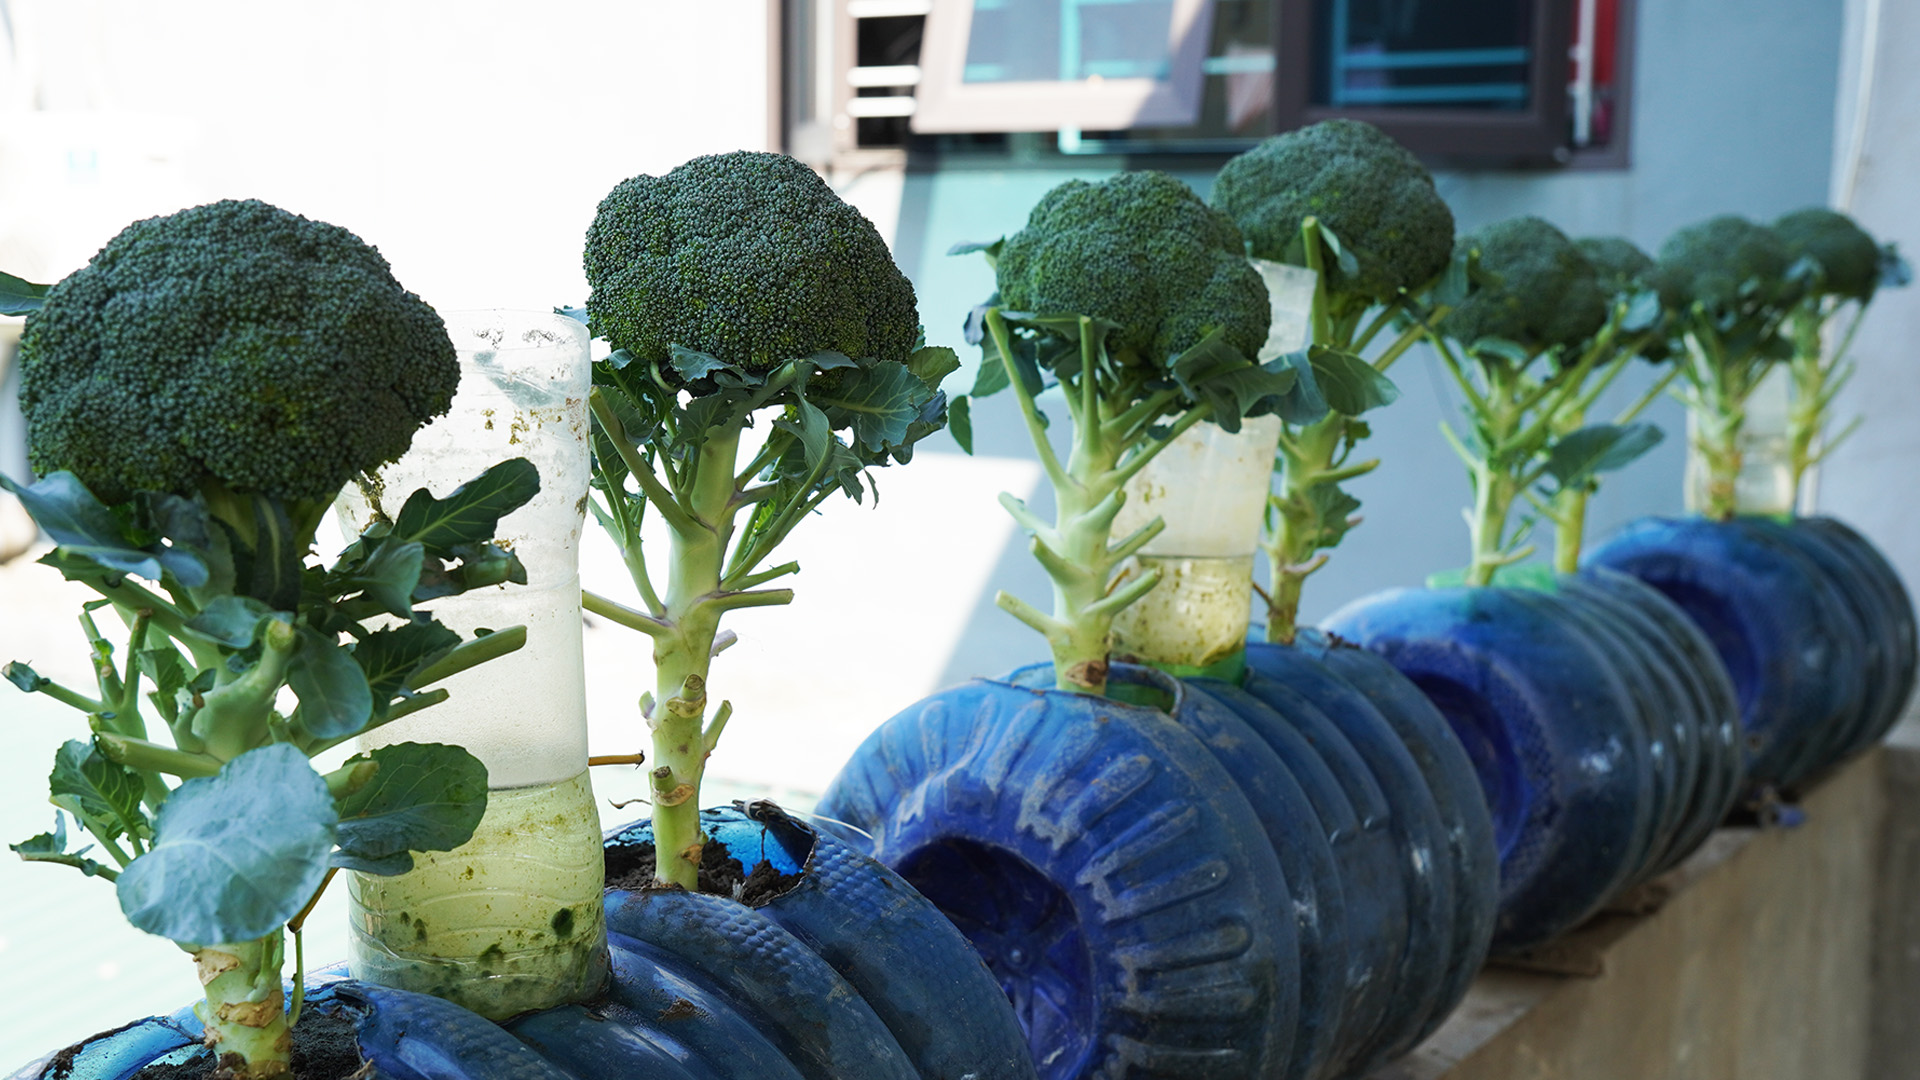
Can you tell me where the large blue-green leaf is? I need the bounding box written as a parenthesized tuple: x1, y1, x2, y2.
(1170, 330, 1300, 432)
(1544, 422, 1665, 489)
(812, 361, 930, 452)
(906, 346, 962, 392)
(390, 459, 541, 557)
(117, 744, 336, 944)
(1266, 349, 1330, 426)
(289, 630, 373, 740)
(50, 740, 149, 843)
(0, 472, 182, 582)
(184, 596, 274, 648)
(332, 743, 488, 875)
(773, 399, 832, 473)
(0, 271, 50, 316)
(1309, 345, 1400, 416)
(335, 538, 425, 618)
(351, 620, 460, 710)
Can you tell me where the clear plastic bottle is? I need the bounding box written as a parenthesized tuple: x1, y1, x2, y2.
(1685, 366, 1796, 517)
(335, 310, 607, 1017)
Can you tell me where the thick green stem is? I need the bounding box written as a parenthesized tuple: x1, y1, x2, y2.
(1551, 486, 1590, 574)
(647, 428, 742, 889)
(1465, 363, 1525, 587)
(190, 934, 292, 1079)
(191, 619, 296, 762)
(1261, 417, 1352, 644)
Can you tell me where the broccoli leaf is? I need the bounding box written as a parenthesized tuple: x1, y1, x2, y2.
(1467, 337, 1534, 368)
(948, 237, 1006, 261)
(350, 620, 461, 711)
(1309, 345, 1401, 416)
(289, 629, 374, 740)
(12, 813, 115, 878)
(1307, 484, 1364, 549)
(184, 596, 275, 648)
(331, 538, 425, 619)
(668, 345, 741, 383)
(1544, 422, 1664, 489)
(1170, 329, 1301, 432)
(806, 350, 860, 372)
(949, 395, 974, 455)
(812, 361, 930, 452)
(332, 742, 488, 875)
(1266, 349, 1332, 425)
(390, 458, 540, 557)
(0, 270, 50, 316)
(0, 472, 184, 584)
(49, 740, 149, 843)
(907, 345, 962, 392)
(773, 399, 832, 473)
(117, 744, 336, 944)
(4, 660, 45, 694)
(138, 647, 193, 724)
(1621, 290, 1664, 334)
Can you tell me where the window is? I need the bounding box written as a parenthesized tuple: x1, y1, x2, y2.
(785, 0, 1632, 167)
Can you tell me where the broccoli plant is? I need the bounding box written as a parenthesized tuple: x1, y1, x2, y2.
(1652, 215, 1803, 521)
(1531, 236, 1681, 571)
(952, 170, 1298, 696)
(1425, 217, 1670, 586)
(3, 200, 535, 1080)
(579, 151, 951, 892)
(1210, 119, 1462, 642)
(1772, 207, 1909, 504)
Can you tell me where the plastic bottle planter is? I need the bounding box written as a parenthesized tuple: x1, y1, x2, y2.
(335, 310, 607, 1017)
(586, 805, 1038, 1080)
(14, 806, 1038, 1080)
(816, 659, 1497, 1080)
(1110, 416, 1284, 680)
(9, 980, 576, 1080)
(1587, 515, 1918, 795)
(1321, 574, 1743, 951)
(1229, 632, 1498, 1078)
(1684, 368, 1798, 517)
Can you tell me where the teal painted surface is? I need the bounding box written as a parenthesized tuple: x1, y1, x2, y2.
(905, 0, 1846, 685)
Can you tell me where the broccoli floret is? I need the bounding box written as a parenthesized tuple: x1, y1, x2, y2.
(584, 151, 919, 374)
(995, 170, 1267, 365)
(1652, 214, 1795, 316)
(19, 199, 456, 507)
(1773, 207, 1884, 301)
(1576, 236, 1655, 298)
(1442, 216, 1609, 354)
(1211, 119, 1455, 305)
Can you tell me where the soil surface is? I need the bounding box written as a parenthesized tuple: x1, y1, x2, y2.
(604, 834, 803, 905)
(110, 1009, 365, 1080)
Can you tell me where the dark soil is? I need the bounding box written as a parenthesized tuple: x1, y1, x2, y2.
(118, 1009, 365, 1080)
(604, 834, 803, 905)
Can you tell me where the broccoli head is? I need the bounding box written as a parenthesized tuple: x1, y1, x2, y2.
(1652, 215, 1795, 316)
(584, 151, 918, 375)
(1773, 207, 1884, 301)
(1211, 119, 1455, 305)
(1441, 216, 1609, 355)
(19, 199, 456, 506)
(995, 170, 1268, 364)
(1576, 237, 1655, 298)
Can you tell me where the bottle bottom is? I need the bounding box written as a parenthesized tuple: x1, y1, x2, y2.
(347, 770, 609, 1018)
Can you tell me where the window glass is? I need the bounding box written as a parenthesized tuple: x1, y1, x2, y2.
(962, 0, 1181, 84)
(1311, 0, 1534, 110)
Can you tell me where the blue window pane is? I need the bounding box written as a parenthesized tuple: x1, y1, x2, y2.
(1312, 0, 1533, 110)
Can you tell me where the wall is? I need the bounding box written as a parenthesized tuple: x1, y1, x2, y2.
(891, 0, 1850, 684)
(1816, 0, 1920, 605)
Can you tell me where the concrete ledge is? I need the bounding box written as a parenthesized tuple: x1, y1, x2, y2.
(1373, 749, 1888, 1080)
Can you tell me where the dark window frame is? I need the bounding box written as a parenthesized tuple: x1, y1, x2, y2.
(1273, 0, 1575, 164)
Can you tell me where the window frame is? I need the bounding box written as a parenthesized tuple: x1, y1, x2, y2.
(1271, 0, 1577, 163)
(909, 0, 1219, 134)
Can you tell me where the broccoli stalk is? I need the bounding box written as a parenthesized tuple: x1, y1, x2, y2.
(1772, 208, 1910, 506)
(1211, 120, 1458, 643)
(580, 151, 949, 891)
(6, 200, 535, 1080)
(955, 171, 1293, 696)
(1651, 215, 1803, 521)
(1426, 218, 1664, 586)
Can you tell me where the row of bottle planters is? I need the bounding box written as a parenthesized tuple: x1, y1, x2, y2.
(24, 513, 1914, 1080)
